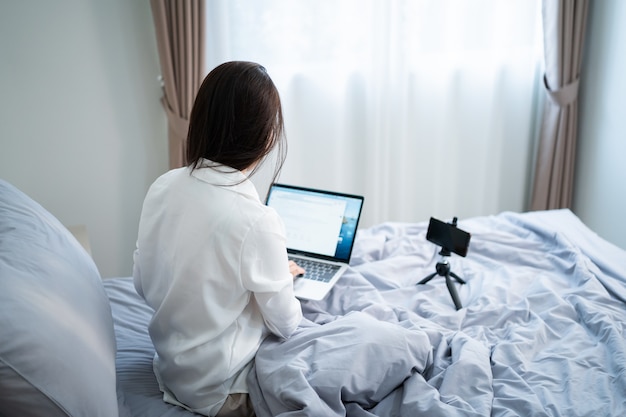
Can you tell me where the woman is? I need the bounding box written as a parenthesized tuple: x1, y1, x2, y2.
(133, 61, 304, 417)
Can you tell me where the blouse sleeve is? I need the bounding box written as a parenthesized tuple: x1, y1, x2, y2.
(240, 210, 302, 339)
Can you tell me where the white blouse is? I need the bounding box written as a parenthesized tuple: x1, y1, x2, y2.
(133, 163, 302, 416)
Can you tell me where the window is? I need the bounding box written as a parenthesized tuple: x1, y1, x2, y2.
(206, 0, 543, 226)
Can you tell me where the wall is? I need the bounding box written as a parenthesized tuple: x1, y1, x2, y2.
(0, 0, 167, 277)
(574, 0, 626, 250)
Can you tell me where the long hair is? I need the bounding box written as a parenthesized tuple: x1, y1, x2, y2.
(186, 61, 286, 182)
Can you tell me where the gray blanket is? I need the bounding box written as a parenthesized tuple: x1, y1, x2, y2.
(247, 210, 626, 416)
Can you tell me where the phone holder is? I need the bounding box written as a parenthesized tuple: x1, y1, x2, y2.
(417, 217, 469, 310)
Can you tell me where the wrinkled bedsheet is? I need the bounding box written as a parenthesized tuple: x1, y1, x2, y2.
(247, 209, 626, 416)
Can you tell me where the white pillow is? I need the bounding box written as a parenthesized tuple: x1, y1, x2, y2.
(0, 180, 118, 417)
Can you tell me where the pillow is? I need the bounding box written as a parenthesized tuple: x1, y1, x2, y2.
(0, 180, 118, 417)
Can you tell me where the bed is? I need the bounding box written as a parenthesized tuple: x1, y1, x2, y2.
(1, 179, 625, 417)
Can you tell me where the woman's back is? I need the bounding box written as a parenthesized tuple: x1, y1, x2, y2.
(133, 164, 301, 415)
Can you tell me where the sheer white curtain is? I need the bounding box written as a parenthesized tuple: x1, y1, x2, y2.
(206, 0, 543, 227)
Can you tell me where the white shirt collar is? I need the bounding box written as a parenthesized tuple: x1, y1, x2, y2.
(189, 160, 260, 201)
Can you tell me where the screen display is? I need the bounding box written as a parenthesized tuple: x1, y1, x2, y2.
(266, 184, 364, 261)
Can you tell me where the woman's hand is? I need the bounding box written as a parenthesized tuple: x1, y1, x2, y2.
(288, 260, 305, 278)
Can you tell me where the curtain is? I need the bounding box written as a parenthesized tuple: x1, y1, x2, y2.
(151, 0, 206, 169)
(206, 0, 543, 227)
(530, 0, 589, 210)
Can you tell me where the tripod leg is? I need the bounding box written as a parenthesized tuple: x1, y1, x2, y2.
(445, 273, 463, 310)
(417, 272, 438, 285)
(449, 271, 466, 284)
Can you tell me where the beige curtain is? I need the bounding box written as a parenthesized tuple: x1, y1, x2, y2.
(530, 0, 589, 210)
(151, 0, 206, 169)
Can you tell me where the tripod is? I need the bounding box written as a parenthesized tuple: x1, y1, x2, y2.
(418, 248, 466, 310)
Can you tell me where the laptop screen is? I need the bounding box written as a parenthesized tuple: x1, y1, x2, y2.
(266, 184, 364, 262)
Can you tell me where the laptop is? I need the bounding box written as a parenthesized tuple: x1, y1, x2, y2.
(265, 183, 365, 300)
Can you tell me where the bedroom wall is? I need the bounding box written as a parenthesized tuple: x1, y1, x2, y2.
(0, 1, 167, 277)
(574, 0, 626, 251)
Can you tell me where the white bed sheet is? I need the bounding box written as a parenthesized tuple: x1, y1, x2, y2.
(248, 209, 626, 416)
(105, 209, 626, 416)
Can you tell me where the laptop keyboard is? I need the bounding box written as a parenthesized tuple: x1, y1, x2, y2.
(289, 257, 340, 283)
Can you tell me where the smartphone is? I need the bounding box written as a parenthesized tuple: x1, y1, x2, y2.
(426, 217, 471, 257)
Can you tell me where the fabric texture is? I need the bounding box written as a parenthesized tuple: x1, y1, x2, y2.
(133, 163, 301, 416)
(103, 209, 626, 416)
(150, 0, 206, 168)
(206, 0, 543, 226)
(0, 180, 118, 417)
(104, 277, 192, 417)
(247, 209, 626, 416)
(531, 0, 589, 210)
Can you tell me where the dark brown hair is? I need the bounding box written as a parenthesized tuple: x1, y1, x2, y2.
(186, 61, 286, 181)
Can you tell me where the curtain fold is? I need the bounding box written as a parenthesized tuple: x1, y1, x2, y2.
(206, 0, 543, 227)
(530, 0, 589, 210)
(151, 0, 206, 169)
